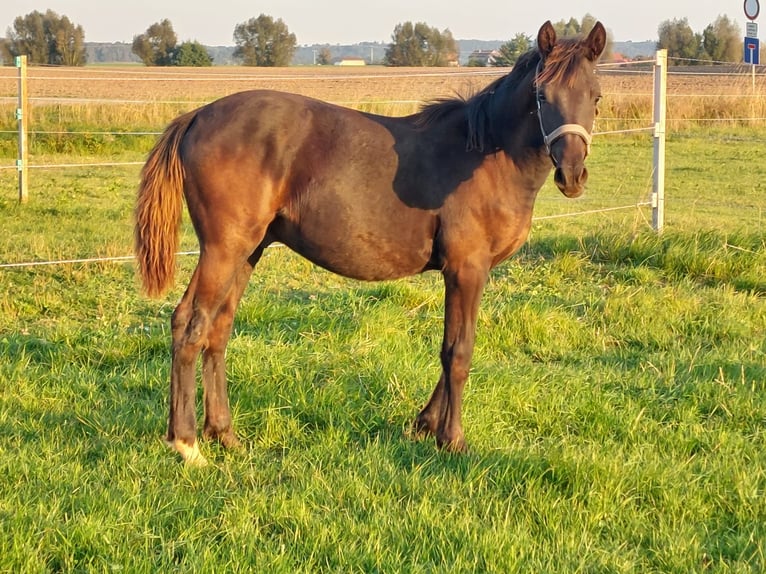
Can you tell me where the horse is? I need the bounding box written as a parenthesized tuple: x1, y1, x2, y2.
(135, 21, 606, 465)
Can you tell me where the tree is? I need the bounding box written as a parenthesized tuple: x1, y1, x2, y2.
(2, 10, 86, 66)
(50, 14, 87, 65)
(551, 14, 613, 61)
(658, 18, 702, 64)
(316, 46, 332, 65)
(494, 33, 533, 66)
(552, 17, 583, 38)
(173, 41, 213, 66)
(702, 15, 741, 63)
(0, 40, 11, 66)
(385, 22, 458, 66)
(233, 14, 297, 66)
(132, 19, 177, 66)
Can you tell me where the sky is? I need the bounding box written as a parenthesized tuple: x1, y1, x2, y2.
(0, 0, 744, 46)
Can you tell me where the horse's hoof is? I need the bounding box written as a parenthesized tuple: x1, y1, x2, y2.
(203, 428, 243, 451)
(166, 438, 209, 467)
(436, 434, 469, 454)
(412, 415, 438, 440)
(218, 431, 243, 451)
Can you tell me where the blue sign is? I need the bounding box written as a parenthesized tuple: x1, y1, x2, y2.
(745, 36, 760, 64)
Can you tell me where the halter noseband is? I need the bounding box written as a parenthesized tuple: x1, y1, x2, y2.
(535, 62, 592, 162)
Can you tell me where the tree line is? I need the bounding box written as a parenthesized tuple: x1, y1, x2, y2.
(0, 10, 749, 67)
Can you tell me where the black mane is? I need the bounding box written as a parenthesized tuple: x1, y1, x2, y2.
(416, 49, 541, 152)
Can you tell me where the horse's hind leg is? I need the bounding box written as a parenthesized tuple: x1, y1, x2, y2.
(166, 244, 256, 465)
(201, 248, 264, 449)
(166, 267, 206, 465)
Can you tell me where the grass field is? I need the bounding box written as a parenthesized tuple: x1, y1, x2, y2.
(0, 67, 765, 572)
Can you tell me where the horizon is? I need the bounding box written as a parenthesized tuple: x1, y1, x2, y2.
(77, 37, 660, 49)
(1, 1, 742, 46)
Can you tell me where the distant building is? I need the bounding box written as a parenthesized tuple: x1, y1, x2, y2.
(468, 49, 502, 67)
(610, 52, 630, 64)
(334, 57, 366, 66)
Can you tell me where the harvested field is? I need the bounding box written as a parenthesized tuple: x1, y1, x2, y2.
(1, 64, 765, 127)
(0, 66, 507, 106)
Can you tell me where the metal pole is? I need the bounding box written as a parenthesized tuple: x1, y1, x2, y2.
(753, 63, 757, 95)
(16, 55, 28, 204)
(652, 49, 667, 233)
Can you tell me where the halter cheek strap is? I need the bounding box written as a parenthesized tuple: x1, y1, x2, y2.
(535, 62, 593, 162)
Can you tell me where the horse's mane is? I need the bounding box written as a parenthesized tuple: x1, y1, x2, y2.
(416, 37, 588, 152)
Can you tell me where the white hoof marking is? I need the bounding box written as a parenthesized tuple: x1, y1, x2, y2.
(166, 439, 208, 467)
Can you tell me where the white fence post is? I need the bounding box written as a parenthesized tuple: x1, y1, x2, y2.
(652, 49, 667, 233)
(16, 55, 28, 204)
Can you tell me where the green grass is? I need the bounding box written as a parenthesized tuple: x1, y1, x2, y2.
(0, 130, 764, 572)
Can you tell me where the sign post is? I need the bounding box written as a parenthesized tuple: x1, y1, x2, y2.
(745, 0, 761, 91)
(744, 36, 760, 64)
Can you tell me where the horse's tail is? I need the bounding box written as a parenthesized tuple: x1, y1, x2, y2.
(134, 110, 197, 298)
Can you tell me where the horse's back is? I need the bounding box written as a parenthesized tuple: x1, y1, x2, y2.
(179, 90, 440, 280)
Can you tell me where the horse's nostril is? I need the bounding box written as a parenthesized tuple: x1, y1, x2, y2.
(554, 165, 587, 197)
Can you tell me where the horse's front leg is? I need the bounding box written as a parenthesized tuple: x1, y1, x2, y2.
(415, 261, 488, 452)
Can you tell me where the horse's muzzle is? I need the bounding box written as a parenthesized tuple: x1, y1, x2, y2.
(554, 163, 588, 198)
(549, 128, 591, 198)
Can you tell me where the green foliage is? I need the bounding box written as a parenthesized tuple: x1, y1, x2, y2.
(659, 15, 743, 64)
(172, 41, 213, 67)
(233, 14, 297, 67)
(494, 33, 533, 67)
(1, 9, 86, 66)
(316, 47, 332, 66)
(0, 38, 10, 64)
(552, 17, 584, 38)
(551, 14, 613, 61)
(702, 16, 742, 63)
(658, 18, 705, 64)
(132, 19, 177, 66)
(385, 22, 458, 67)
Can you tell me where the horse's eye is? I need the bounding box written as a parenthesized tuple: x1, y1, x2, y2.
(538, 92, 547, 103)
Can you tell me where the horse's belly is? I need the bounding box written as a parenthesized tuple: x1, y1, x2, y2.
(272, 205, 436, 281)
(299, 237, 432, 281)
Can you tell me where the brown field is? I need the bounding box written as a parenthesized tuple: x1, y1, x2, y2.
(0, 66, 504, 103)
(1, 64, 765, 129)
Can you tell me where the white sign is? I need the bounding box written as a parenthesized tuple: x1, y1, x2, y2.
(747, 21, 759, 37)
(745, 0, 760, 20)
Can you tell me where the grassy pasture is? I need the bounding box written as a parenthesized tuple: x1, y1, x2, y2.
(0, 67, 765, 572)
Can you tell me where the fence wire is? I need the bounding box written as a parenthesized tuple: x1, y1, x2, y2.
(0, 59, 693, 268)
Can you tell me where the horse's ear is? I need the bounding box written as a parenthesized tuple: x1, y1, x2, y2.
(537, 21, 556, 59)
(585, 22, 607, 60)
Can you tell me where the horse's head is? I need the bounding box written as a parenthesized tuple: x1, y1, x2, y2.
(534, 20, 606, 198)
